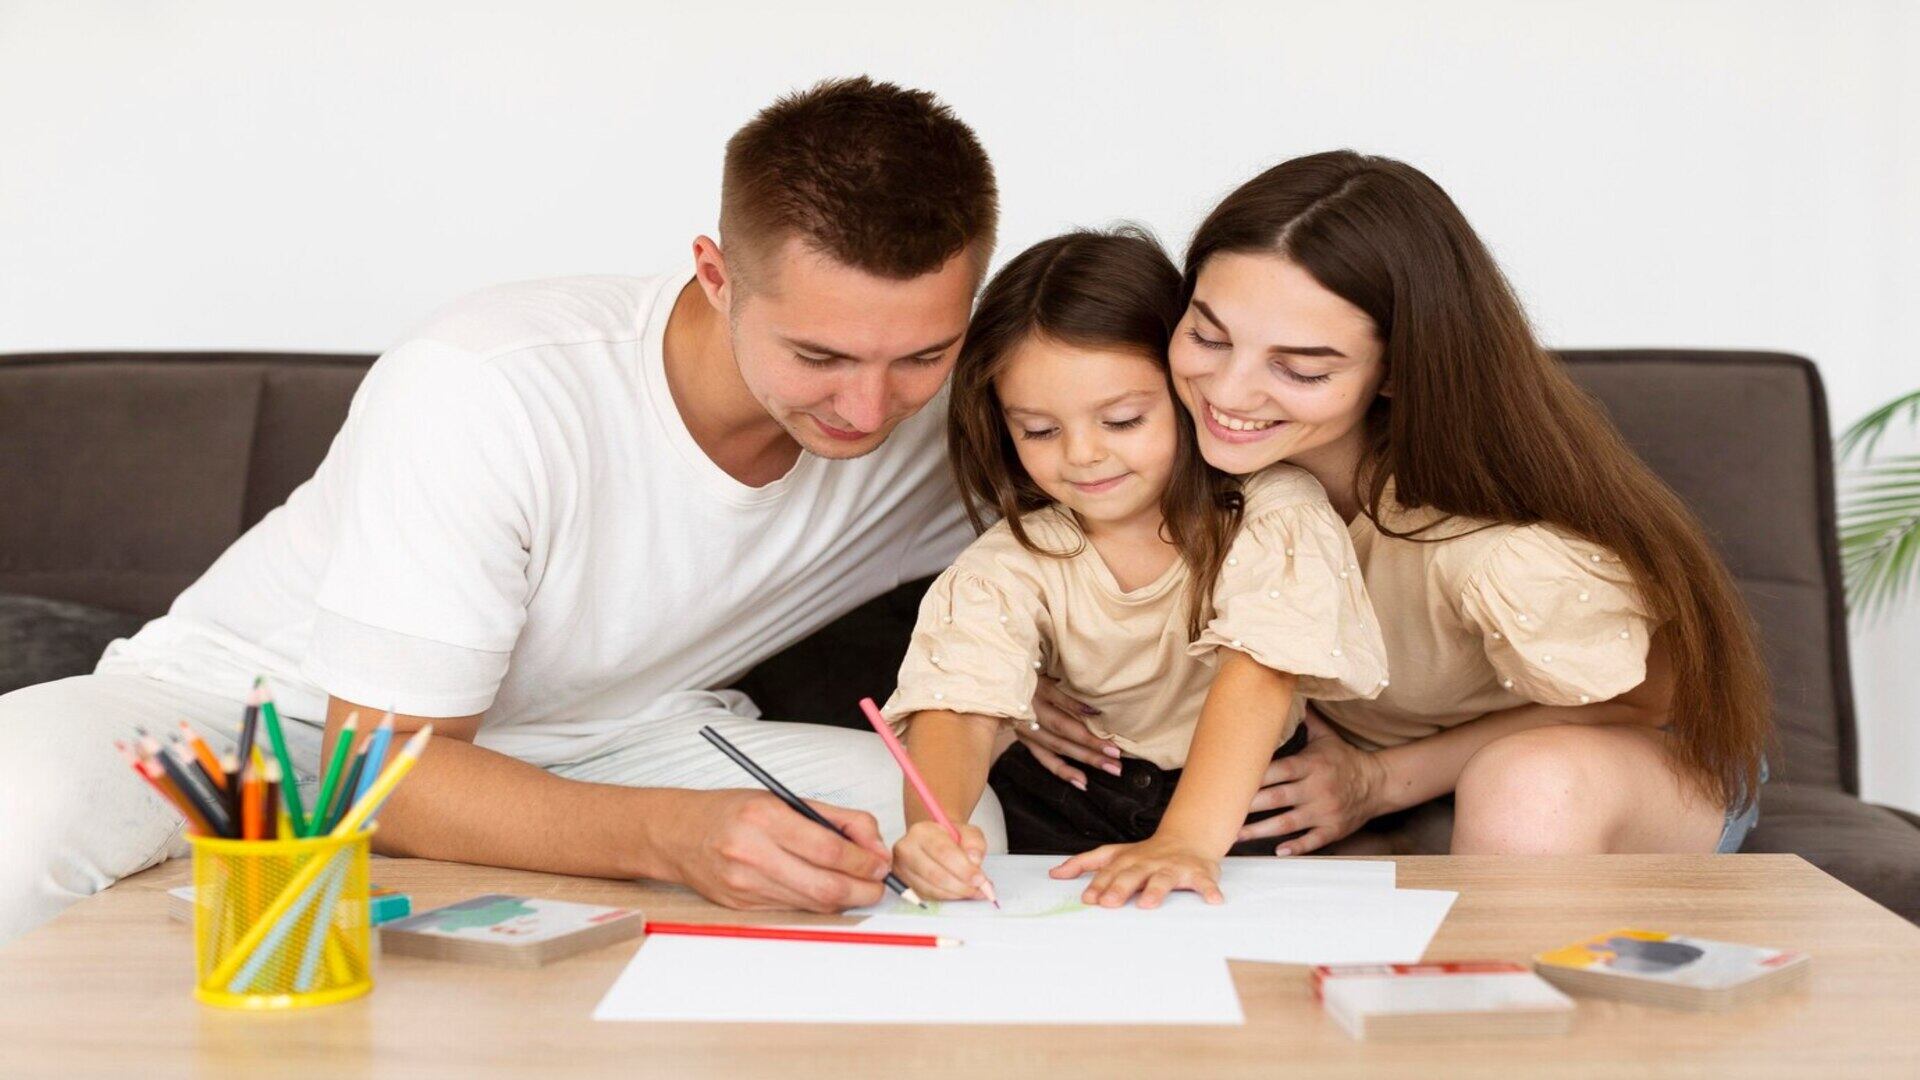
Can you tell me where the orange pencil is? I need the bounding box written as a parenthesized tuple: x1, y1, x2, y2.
(241, 760, 265, 840)
(177, 721, 228, 792)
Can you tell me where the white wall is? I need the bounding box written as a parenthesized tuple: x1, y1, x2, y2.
(3, 1, 1915, 810)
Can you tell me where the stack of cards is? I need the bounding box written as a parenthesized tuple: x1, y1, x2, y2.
(1533, 929, 1810, 1011)
(380, 894, 645, 968)
(1312, 961, 1575, 1040)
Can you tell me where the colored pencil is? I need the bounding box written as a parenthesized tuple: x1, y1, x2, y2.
(117, 740, 210, 835)
(697, 725, 925, 909)
(323, 740, 371, 834)
(857, 697, 999, 907)
(267, 759, 291, 840)
(235, 678, 265, 785)
(153, 737, 235, 837)
(307, 712, 358, 837)
(208, 725, 434, 990)
(643, 922, 959, 948)
(159, 733, 231, 832)
(352, 712, 396, 805)
(241, 760, 265, 840)
(177, 722, 228, 792)
(173, 735, 225, 810)
(219, 753, 242, 822)
(256, 681, 308, 837)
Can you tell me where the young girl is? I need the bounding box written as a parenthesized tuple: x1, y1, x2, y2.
(880, 228, 1388, 909)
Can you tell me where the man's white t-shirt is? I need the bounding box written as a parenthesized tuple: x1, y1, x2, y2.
(99, 271, 971, 766)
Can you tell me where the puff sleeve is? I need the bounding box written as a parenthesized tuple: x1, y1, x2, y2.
(1458, 525, 1655, 706)
(879, 537, 1050, 731)
(1189, 486, 1389, 701)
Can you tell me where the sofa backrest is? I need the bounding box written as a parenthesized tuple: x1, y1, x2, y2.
(0, 352, 372, 617)
(1559, 350, 1855, 791)
(0, 348, 1858, 791)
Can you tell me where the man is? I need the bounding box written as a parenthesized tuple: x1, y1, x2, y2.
(0, 76, 1004, 941)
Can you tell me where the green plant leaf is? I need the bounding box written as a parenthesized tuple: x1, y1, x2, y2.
(1840, 389, 1920, 462)
(1839, 460, 1920, 621)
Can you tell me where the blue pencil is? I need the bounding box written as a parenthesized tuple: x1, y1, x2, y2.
(352, 712, 396, 806)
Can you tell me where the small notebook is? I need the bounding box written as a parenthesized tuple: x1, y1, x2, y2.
(379, 894, 645, 968)
(1312, 961, 1575, 1040)
(1533, 929, 1810, 1011)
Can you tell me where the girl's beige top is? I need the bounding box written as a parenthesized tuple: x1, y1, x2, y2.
(1315, 487, 1655, 749)
(881, 466, 1388, 768)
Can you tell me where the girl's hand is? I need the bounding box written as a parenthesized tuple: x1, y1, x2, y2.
(1050, 835, 1223, 909)
(1017, 676, 1122, 790)
(892, 820, 991, 901)
(1237, 709, 1388, 855)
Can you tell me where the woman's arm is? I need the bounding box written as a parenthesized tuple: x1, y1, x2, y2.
(1368, 633, 1673, 814)
(1238, 635, 1677, 850)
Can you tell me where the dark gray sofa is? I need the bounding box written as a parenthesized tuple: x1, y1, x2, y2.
(3, 348, 1916, 920)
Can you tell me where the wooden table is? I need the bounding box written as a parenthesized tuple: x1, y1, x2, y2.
(2, 854, 1916, 1078)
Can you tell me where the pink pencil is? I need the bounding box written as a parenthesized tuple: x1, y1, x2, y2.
(858, 697, 999, 907)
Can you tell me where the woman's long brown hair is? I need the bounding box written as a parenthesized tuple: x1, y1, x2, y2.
(1185, 151, 1768, 807)
(949, 227, 1243, 636)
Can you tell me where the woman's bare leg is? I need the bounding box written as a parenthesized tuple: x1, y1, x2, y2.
(1450, 724, 1724, 855)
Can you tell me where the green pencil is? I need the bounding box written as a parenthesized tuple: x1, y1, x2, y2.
(257, 681, 310, 838)
(306, 712, 358, 838)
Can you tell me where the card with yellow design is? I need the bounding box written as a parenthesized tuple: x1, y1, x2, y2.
(1534, 929, 1808, 1010)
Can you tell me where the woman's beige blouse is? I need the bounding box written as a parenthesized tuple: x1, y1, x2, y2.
(1314, 490, 1656, 749)
(881, 467, 1388, 769)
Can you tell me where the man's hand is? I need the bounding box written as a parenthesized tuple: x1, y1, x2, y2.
(659, 789, 893, 913)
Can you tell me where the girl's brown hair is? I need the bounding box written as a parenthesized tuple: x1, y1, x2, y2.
(1185, 151, 1768, 808)
(950, 227, 1243, 636)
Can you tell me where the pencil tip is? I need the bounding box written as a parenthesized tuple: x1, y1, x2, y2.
(901, 887, 927, 908)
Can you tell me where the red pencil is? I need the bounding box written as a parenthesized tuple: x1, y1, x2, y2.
(858, 697, 1000, 907)
(643, 922, 960, 949)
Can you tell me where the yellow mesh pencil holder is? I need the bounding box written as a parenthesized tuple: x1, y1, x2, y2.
(189, 828, 375, 1009)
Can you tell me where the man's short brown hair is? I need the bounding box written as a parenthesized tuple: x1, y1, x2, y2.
(721, 76, 998, 287)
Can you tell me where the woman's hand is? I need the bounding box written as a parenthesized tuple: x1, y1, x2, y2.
(1237, 710, 1389, 855)
(1017, 677, 1122, 790)
(891, 820, 991, 902)
(1050, 834, 1223, 909)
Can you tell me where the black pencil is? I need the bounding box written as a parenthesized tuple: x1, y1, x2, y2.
(697, 725, 926, 908)
(154, 738, 237, 837)
(234, 678, 265, 787)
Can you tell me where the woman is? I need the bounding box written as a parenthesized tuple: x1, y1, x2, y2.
(1010, 150, 1769, 856)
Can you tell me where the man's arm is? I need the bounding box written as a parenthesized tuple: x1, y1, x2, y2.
(322, 696, 894, 913)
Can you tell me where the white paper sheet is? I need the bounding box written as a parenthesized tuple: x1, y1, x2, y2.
(860, 886, 1457, 965)
(592, 932, 1244, 1025)
(849, 855, 1398, 919)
